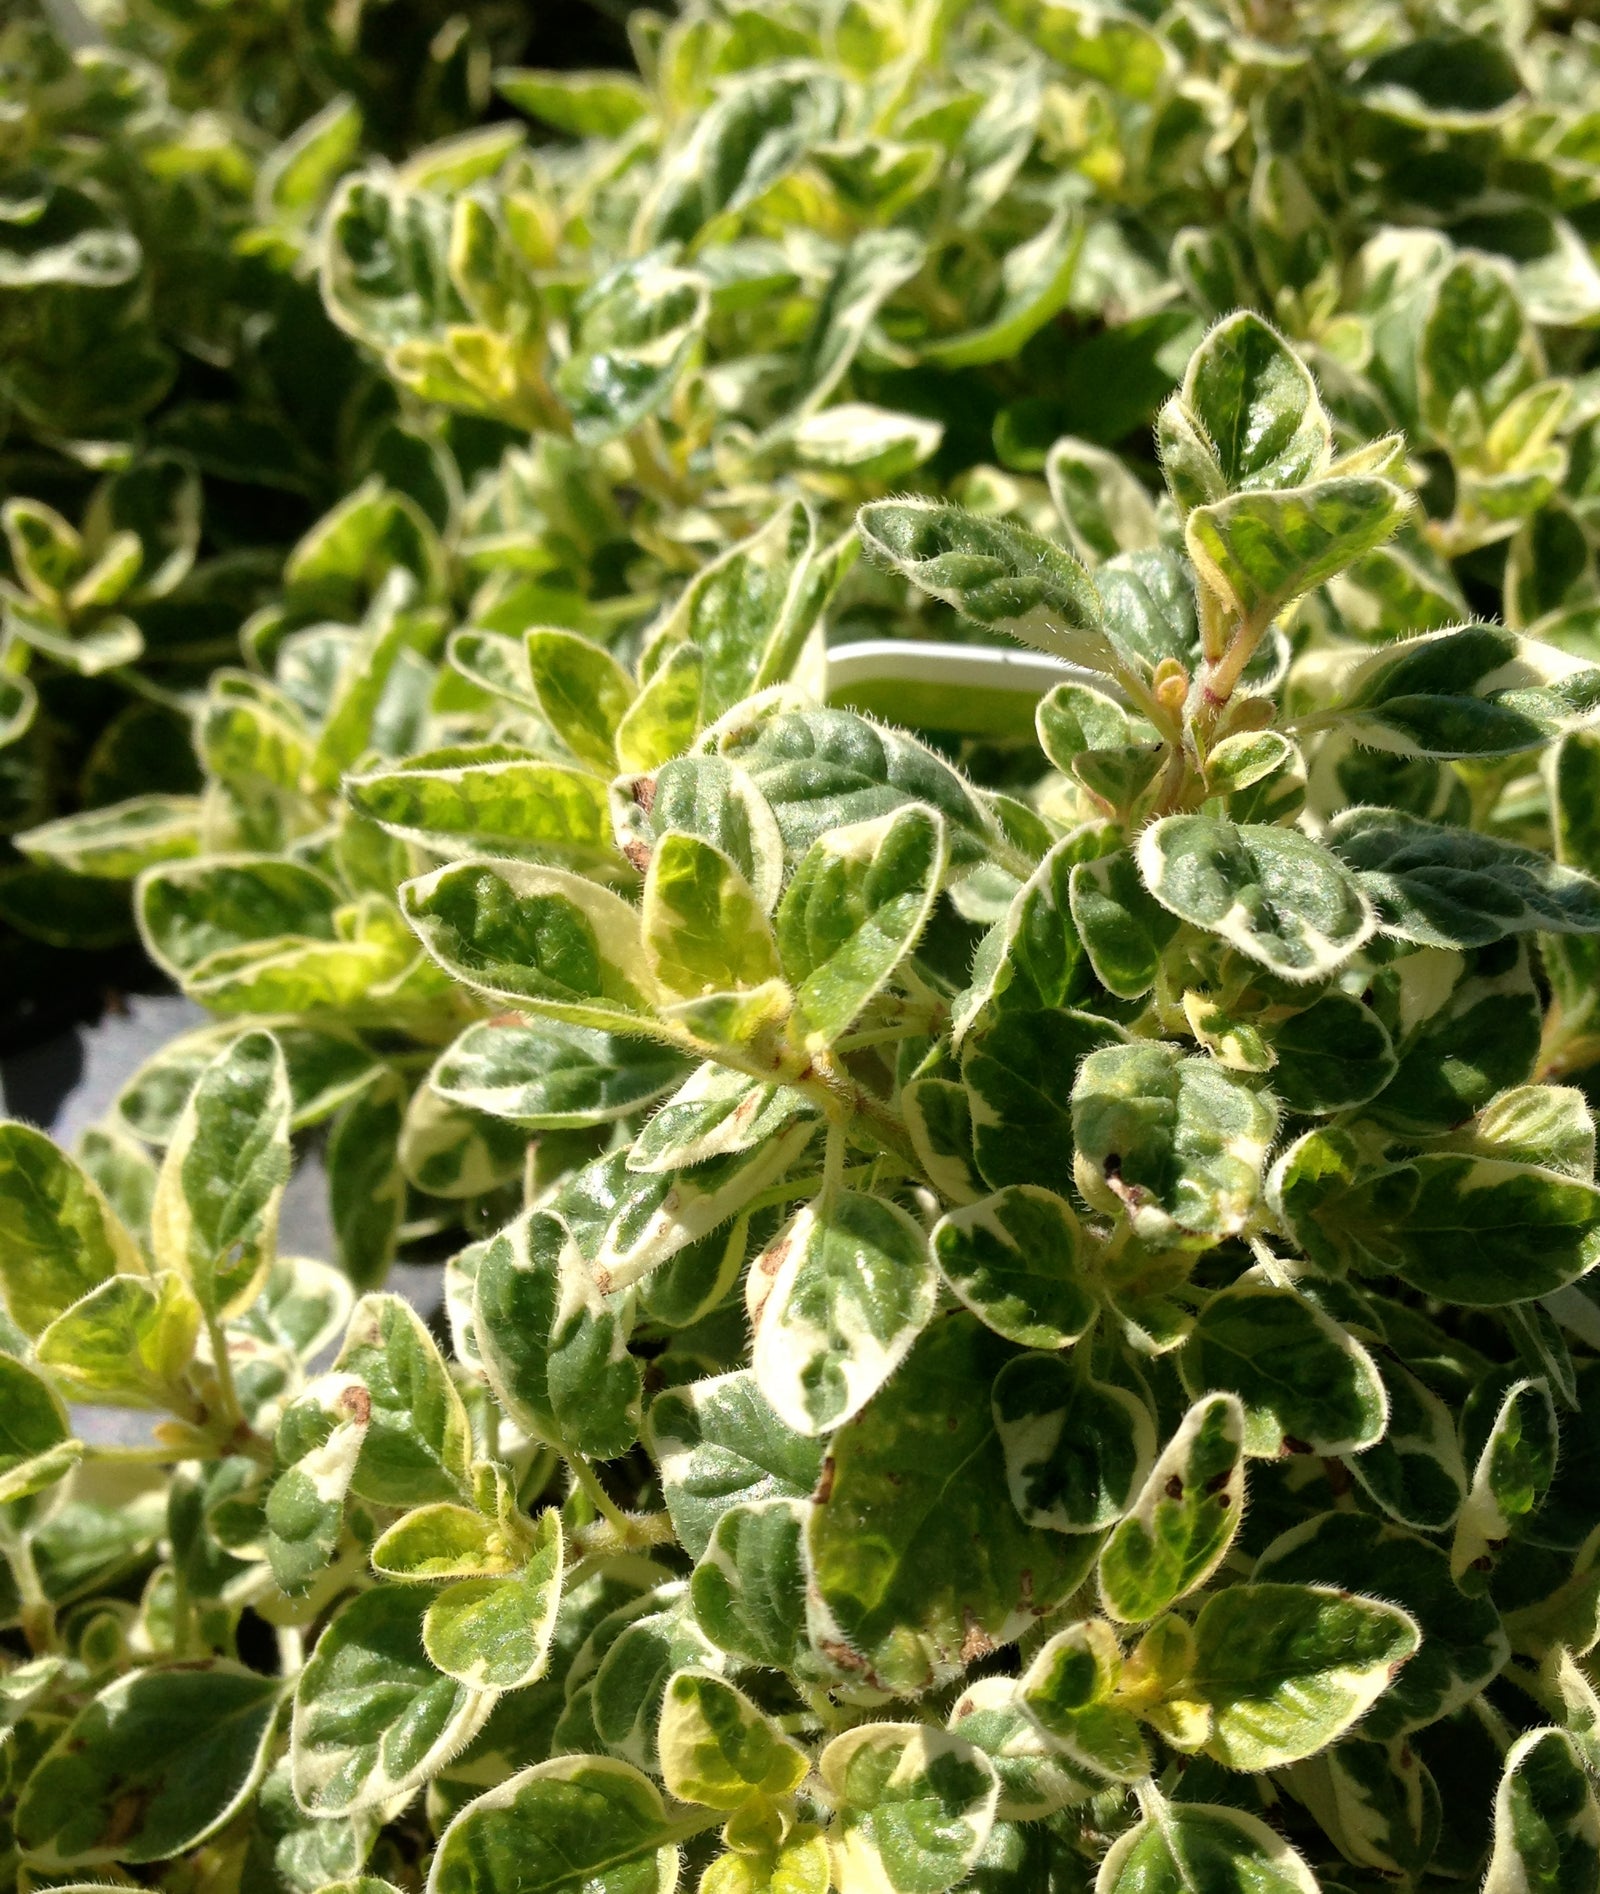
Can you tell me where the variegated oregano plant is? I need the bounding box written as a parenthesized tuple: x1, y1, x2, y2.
(9, 314, 1600, 1893)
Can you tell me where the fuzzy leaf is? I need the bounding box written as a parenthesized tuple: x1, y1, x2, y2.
(933, 1186, 1097, 1350)
(822, 1724, 999, 1894)
(1139, 815, 1374, 979)
(992, 1351, 1156, 1534)
(429, 1754, 681, 1894)
(16, 1664, 282, 1869)
(753, 1190, 936, 1437)
(1098, 1393, 1246, 1623)
(293, 1584, 494, 1817)
(1181, 1281, 1387, 1456)
(150, 1029, 291, 1319)
(1329, 808, 1600, 948)
(775, 805, 945, 1048)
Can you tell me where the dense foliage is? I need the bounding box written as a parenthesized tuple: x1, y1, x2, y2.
(10, 1, 1600, 1891)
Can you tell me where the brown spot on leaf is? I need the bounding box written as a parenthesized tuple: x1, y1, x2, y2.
(960, 1615, 997, 1664)
(1165, 1475, 1185, 1501)
(812, 1457, 836, 1505)
(622, 840, 652, 874)
(1281, 1435, 1313, 1457)
(819, 1638, 869, 1673)
(102, 1789, 152, 1849)
(1203, 1468, 1233, 1495)
(337, 1384, 372, 1426)
(593, 1266, 614, 1297)
(630, 775, 657, 815)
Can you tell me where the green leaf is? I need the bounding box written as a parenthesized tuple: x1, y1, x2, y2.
(1139, 815, 1374, 979)
(591, 1590, 723, 1769)
(1047, 436, 1162, 566)
(688, 1497, 812, 1673)
(719, 706, 1000, 869)
(946, 1676, 1097, 1820)
(904, 1077, 983, 1205)
(335, 1294, 474, 1505)
(790, 228, 923, 414)
(17, 794, 202, 880)
(1098, 1393, 1246, 1623)
(1485, 1728, 1600, 1894)
(1318, 1153, 1600, 1306)
(1420, 254, 1541, 445)
(963, 1008, 1123, 1192)
(1329, 808, 1600, 948)
(1164, 311, 1332, 502)
(292, 1584, 494, 1816)
(0, 1123, 141, 1337)
(1287, 1736, 1441, 1875)
(556, 255, 708, 446)
(658, 1669, 806, 1808)
(371, 1500, 516, 1580)
(642, 502, 819, 722)
(1069, 847, 1179, 1000)
(1345, 1359, 1468, 1534)
(643, 68, 841, 244)
(647, 1369, 823, 1561)
(992, 1350, 1155, 1534)
(266, 1374, 371, 1595)
(629, 1065, 808, 1172)
(775, 805, 945, 1048)
(525, 627, 637, 770)
(328, 1070, 407, 1290)
(1187, 1582, 1419, 1770)
(1261, 990, 1398, 1114)
(753, 1189, 936, 1436)
(932, 1186, 1097, 1350)
(643, 831, 782, 1001)
(1323, 624, 1600, 759)
(920, 208, 1080, 368)
(16, 1663, 282, 1869)
(822, 1723, 998, 1894)
(791, 404, 943, 478)
(1018, 1619, 1148, 1782)
(1188, 476, 1410, 625)
(1453, 1377, 1560, 1586)
(424, 1507, 564, 1689)
(496, 67, 651, 135)
(347, 746, 614, 867)
(401, 857, 658, 1029)
(621, 754, 785, 909)
(473, 1209, 565, 1447)
(1096, 1803, 1321, 1894)
(34, 1271, 200, 1409)
(1370, 943, 1542, 1134)
(1255, 1510, 1508, 1737)
(429, 1754, 682, 1894)
(1181, 1280, 1387, 1456)
(1072, 1042, 1276, 1246)
(148, 1028, 290, 1320)
(0, 1354, 77, 1505)
(858, 499, 1112, 672)
(807, 1314, 1100, 1693)
(614, 643, 706, 773)
(592, 1126, 814, 1294)
(434, 1019, 688, 1129)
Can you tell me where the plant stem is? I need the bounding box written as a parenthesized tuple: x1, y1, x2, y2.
(3, 1532, 57, 1656)
(1196, 604, 1274, 741)
(83, 1440, 207, 1467)
(570, 1455, 635, 1538)
(198, 1313, 272, 1464)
